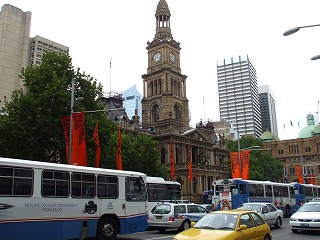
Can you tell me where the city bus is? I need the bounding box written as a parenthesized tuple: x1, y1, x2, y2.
(0, 157, 148, 240)
(207, 178, 320, 217)
(290, 182, 320, 205)
(146, 176, 182, 211)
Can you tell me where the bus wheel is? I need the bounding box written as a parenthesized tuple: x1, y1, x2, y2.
(97, 217, 118, 240)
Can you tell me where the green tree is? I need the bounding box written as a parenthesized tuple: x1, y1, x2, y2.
(0, 51, 111, 164)
(0, 51, 168, 178)
(227, 136, 283, 181)
(103, 132, 168, 178)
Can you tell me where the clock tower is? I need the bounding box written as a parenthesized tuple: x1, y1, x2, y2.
(142, 0, 190, 134)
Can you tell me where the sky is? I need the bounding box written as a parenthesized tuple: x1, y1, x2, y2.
(3, 0, 320, 140)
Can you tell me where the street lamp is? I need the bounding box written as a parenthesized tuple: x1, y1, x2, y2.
(68, 79, 83, 164)
(311, 55, 320, 61)
(283, 24, 320, 36)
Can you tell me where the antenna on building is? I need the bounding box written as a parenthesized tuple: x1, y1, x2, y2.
(203, 96, 205, 122)
(109, 58, 112, 93)
(316, 100, 320, 125)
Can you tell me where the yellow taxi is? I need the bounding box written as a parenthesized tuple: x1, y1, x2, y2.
(173, 209, 272, 240)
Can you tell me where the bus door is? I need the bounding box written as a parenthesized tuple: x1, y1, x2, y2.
(230, 183, 247, 209)
(125, 177, 148, 234)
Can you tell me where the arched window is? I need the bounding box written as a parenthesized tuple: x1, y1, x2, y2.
(160, 148, 166, 164)
(153, 104, 159, 123)
(174, 104, 181, 120)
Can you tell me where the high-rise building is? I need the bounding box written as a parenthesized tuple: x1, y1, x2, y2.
(259, 85, 278, 136)
(217, 55, 262, 137)
(29, 35, 69, 66)
(122, 85, 142, 120)
(0, 4, 69, 112)
(0, 4, 31, 111)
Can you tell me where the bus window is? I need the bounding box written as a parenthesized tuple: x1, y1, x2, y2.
(305, 186, 313, 197)
(148, 184, 166, 201)
(249, 184, 257, 197)
(168, 184, 182, 200)
(42, 170, 69, 197)
(71, 172, 95, 198)
(0, 166, 33, 196)
(257, 184, 264, 197)
(239, 184, 246, 194)
(97, 175, 118, 198)
(265, 185, 272, 197)
(126, 177, 147, 201)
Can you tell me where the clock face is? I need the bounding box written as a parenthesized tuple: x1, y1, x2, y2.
(154, 52, 161, 62)
(169, 52, 176, 62)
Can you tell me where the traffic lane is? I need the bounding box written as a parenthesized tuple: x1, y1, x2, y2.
(271, 218, 320, 239)
(117, 228, 178, 240)
(117, 219, 320, 240)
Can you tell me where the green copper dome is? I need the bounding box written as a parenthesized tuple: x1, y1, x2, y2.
(259, 130, 280, 142)
(298, 113, 320, 138)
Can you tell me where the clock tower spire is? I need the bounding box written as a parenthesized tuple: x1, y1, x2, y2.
(141, 0, 190, 134)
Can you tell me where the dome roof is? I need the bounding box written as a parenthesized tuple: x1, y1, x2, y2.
(298, 113, 320, 138)
(259, 130, 280, 142)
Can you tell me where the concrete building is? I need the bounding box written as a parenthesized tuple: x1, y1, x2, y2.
(259, 85, 278, 137)
(0, 4, 31, 111)
(122, 85, 142, 120)
(29, 35, 68, 66)
(217, 55, 262, 138)
(0, 4, 69, 112)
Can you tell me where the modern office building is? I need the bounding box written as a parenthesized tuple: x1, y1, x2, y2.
(217, 55, 262, 137)
(122, 85, 142, 120)
(259, 85, 278, 137)
(0, 4, 31, 111)
(0, 4, 69, 112)
(29, 35, 69, 66)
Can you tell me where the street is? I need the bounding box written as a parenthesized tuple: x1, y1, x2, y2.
(117, 218, 320, 240)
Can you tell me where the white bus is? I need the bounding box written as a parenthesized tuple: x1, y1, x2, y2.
(146, 176, 182, 211)
(0, 157, 148, 240)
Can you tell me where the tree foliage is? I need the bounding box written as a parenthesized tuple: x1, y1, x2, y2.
(0, 51, 167, 178)
(226, 136, 283, 181)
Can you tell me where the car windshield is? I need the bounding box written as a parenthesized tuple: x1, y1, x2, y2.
(298, 203, 320, 212)
(194, 213, 238, 231)
(237, 204, 261, 212)
(151, 204, 171, 214)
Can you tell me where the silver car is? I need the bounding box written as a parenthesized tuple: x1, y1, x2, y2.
(237, 202, 283, 228)
(148, 202, 209, 233)
(290, 200, 320, 233)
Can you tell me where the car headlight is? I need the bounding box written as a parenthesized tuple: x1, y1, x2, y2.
(313, 219, 320, 222)
(290, 218, 297, 222)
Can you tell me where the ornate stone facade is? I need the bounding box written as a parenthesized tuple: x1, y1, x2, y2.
(119, 0, 230, 203)
(264, 137, 320, 185)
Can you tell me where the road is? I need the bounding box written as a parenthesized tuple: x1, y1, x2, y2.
(117, 218, 320, 240)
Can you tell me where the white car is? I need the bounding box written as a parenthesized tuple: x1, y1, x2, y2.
(148, 202, 209, 233)
(237, 202, 283, 228)
(290, 201, 320, 233)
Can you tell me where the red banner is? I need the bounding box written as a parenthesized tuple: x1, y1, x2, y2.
(230, 152, 240, 178)
(170, 136, 175, 181)
(61, 112, 87, 166)
(116, 127, 122, 170)
(295, 166, 304, 184)
(187, 144, 193, 182)
(93, 120, 100, 168)
(240, 150, 250, 180)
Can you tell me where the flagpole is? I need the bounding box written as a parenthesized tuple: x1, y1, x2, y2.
(68, 79, 75, 164)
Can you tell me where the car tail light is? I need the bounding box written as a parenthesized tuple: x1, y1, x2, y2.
(169, 216, 175, 222)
